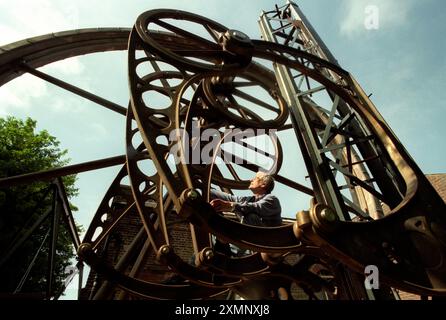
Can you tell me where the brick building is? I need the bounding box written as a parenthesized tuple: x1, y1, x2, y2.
(396, 174, 446, 300)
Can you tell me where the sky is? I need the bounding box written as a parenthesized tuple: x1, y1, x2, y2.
(1, 0, 445, 299)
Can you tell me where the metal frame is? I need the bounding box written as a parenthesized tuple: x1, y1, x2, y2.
(1, 3, 445, 300)
(0, 179, 80, 299)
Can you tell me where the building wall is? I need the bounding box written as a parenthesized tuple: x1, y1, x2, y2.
(396, 174, 446, 300)
(427, 174, 446, 201)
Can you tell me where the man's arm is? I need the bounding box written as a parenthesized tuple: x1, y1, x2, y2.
(234, 194, 282, 221)
(210, 189, 249, 203)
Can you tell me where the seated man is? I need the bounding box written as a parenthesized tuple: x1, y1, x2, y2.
(210, 172, 289, 298)
(162, 172, 282, 286)
(209, 171, 282, 257)
(210, 171, 282, 227)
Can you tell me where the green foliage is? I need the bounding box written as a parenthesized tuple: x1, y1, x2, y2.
(0, 116, 80, 297)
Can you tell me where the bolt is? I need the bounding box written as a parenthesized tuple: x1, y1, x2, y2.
(320, 207, 336, 222)
(77, 243, 92, 259)
(161, 245, 170, 255)
(204, 249, 214, 261)
(230, 30, 249, 41)
(187, 189, 199, 201)
(219, 29, 253, 66)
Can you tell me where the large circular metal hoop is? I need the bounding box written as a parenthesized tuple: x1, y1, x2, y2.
(135, 9, 245, 73)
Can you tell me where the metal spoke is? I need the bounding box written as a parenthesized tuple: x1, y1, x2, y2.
(154, 19, 221, 51)
(21, 63, 127, 116)
(233, 89, 279, 113)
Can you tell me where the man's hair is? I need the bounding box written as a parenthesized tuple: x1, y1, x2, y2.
(259, 173, 275, 194)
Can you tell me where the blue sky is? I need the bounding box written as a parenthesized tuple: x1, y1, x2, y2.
(1, 0, 445, 298)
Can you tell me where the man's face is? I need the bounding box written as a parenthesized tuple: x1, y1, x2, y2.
(249, 172, 266, 192)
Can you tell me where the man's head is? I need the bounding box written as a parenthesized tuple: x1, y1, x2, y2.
(248, 171, 275, 195)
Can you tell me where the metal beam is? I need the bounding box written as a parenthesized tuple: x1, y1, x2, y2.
(0, 155, 127, 187)
(21, 63, 127, 116)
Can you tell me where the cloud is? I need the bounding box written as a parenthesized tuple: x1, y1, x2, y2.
(0, 74, 48, 115)
(0, 0, 85, 84)
(0, 0, 79, 46)
(41, 57, 85, 76)
(82, 123, 109, 142)
(340, 0, 414, 37)
(0, 56, 87, 116)
(0, 25, 22, 46)
(0, 0, 86, 117)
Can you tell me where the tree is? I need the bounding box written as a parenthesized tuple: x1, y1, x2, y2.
(0, 116, 80, 298)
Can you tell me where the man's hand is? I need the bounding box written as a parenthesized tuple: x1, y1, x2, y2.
(210, 199, 234, 212)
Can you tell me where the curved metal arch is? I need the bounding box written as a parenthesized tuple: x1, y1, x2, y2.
(0, 28, 130, 86)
